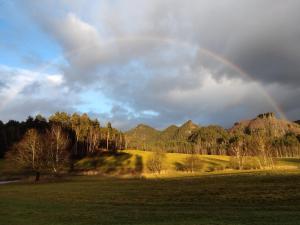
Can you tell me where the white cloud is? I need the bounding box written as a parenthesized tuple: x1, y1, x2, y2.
(0, 65, 77, 122)
(46, 74, 64, 86)
(0, 65, 37, 111)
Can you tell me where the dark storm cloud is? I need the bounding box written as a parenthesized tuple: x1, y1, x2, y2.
(23, 0, 300, 86)
(230, 40, 300, 86)
(13, 0, 300, 128)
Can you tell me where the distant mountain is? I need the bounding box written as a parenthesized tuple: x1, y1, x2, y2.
(125, 120, 200, 150)
(159, 125, 178, 141)
(125, 124, 160, 149)
(295, 120, 300, 125)
(230, 112, 300, 137)
(173, 120, 200, 140)
(125, 112, 300, 155)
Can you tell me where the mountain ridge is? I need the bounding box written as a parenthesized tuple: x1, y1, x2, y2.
(125, 112, 300, 152)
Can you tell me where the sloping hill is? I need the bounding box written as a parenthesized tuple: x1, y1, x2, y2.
(125, 124, 160, 149)
(230, 112, 300, 137)
(125, 120, 200, 151)
(76, 150, 230, 175)
(124, 113, 300, 155)
(173, 120, 200, 140)
(159, 125, 179, 141)
(75, 150, 300, 176)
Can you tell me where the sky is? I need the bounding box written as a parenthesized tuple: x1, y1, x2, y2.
(0, 0, 300, 130)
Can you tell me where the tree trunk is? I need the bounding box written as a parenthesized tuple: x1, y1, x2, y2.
(106, 131, 109, 151)
(35, 171, 40, 182)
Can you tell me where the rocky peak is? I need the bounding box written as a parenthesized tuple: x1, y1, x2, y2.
(294, 120, 300, 125)
(257, 112, 275, 119)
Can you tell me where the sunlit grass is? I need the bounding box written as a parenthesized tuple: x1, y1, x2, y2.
(75, 149, 229, 175)
(75, 150, 300, 177)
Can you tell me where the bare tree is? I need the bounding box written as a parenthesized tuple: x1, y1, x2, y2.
(252, 132, 274, 169)
(146, 150, 165, 174)
(184, 153, 202, 173)
(106, 122, 112, 151)
(229, 135, 247, 170)
(48, 125, 70, 174)
(70, 113, 81, 155)
(6, 129, 45, 181)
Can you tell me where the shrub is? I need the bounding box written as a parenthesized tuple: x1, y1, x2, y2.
(183, 154, 203, 172)
(146, 150, 165, 173)
(228, 158, 240, 170)
(175, 154, 203, 172)
(228, 157, 261, 170)
(242, 157, 261, 170)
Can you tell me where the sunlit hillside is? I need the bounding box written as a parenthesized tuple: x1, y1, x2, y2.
(74, 150, 300, 178)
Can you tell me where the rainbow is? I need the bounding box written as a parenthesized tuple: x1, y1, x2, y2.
(108, 36, 286, 119)
(0, 35, 286, 119)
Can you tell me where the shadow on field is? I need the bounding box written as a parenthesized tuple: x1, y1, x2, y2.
(135, 155, 143, 174)
(76, 152, 144, 176)
(278, 158, 300, 168)
(174, 158, 227, 172)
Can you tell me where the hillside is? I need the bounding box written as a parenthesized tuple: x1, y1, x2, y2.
(74, 150, 300, 177)
(172, 120, 200, 140)
(125, 120, 200, 151)
(125, 124, 161, 149)
(125, 112, 300, 156)
(75, 150, 230, 176)
(230, 112, 300, 136)
(159, 125, 179, 141)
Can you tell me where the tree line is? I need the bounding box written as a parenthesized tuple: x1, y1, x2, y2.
(1, 112, 125, 180)
(1, 112, 300, 178)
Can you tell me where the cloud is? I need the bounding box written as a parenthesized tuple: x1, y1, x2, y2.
(0, 65, 77, 122)
(4, 0, 300, 128)
(46, 74, 64, 86)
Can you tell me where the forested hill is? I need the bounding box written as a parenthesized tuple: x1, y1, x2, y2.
(125, 120, 200, 151)
(230, 112, 300, 136)
(0, 113, 125, 159)
(125, 113, 300, 156)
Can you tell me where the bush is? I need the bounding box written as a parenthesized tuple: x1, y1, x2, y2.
(175, 154, 203, 172)
(243, 157, 261, 170)
(184, 155, 203, 172)
(228, 157, 261, 170)
(146, 151, 165, 173)
(228, 158, 241, 170)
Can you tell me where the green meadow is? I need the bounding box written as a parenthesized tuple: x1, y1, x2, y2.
(1, 171, 300, 225)
(1, 150, 300, 225)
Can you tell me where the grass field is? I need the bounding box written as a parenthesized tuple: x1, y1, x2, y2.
(2, 150, 299, 179)
(75, 150, 300, 177)
(1, 171, 300, 225)
(1, 151, 300, 225)
(76, 150, 232, 176)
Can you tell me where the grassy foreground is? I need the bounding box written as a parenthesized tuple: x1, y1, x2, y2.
(1, 171, 300, 225)
(1, 151, 300, 225)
